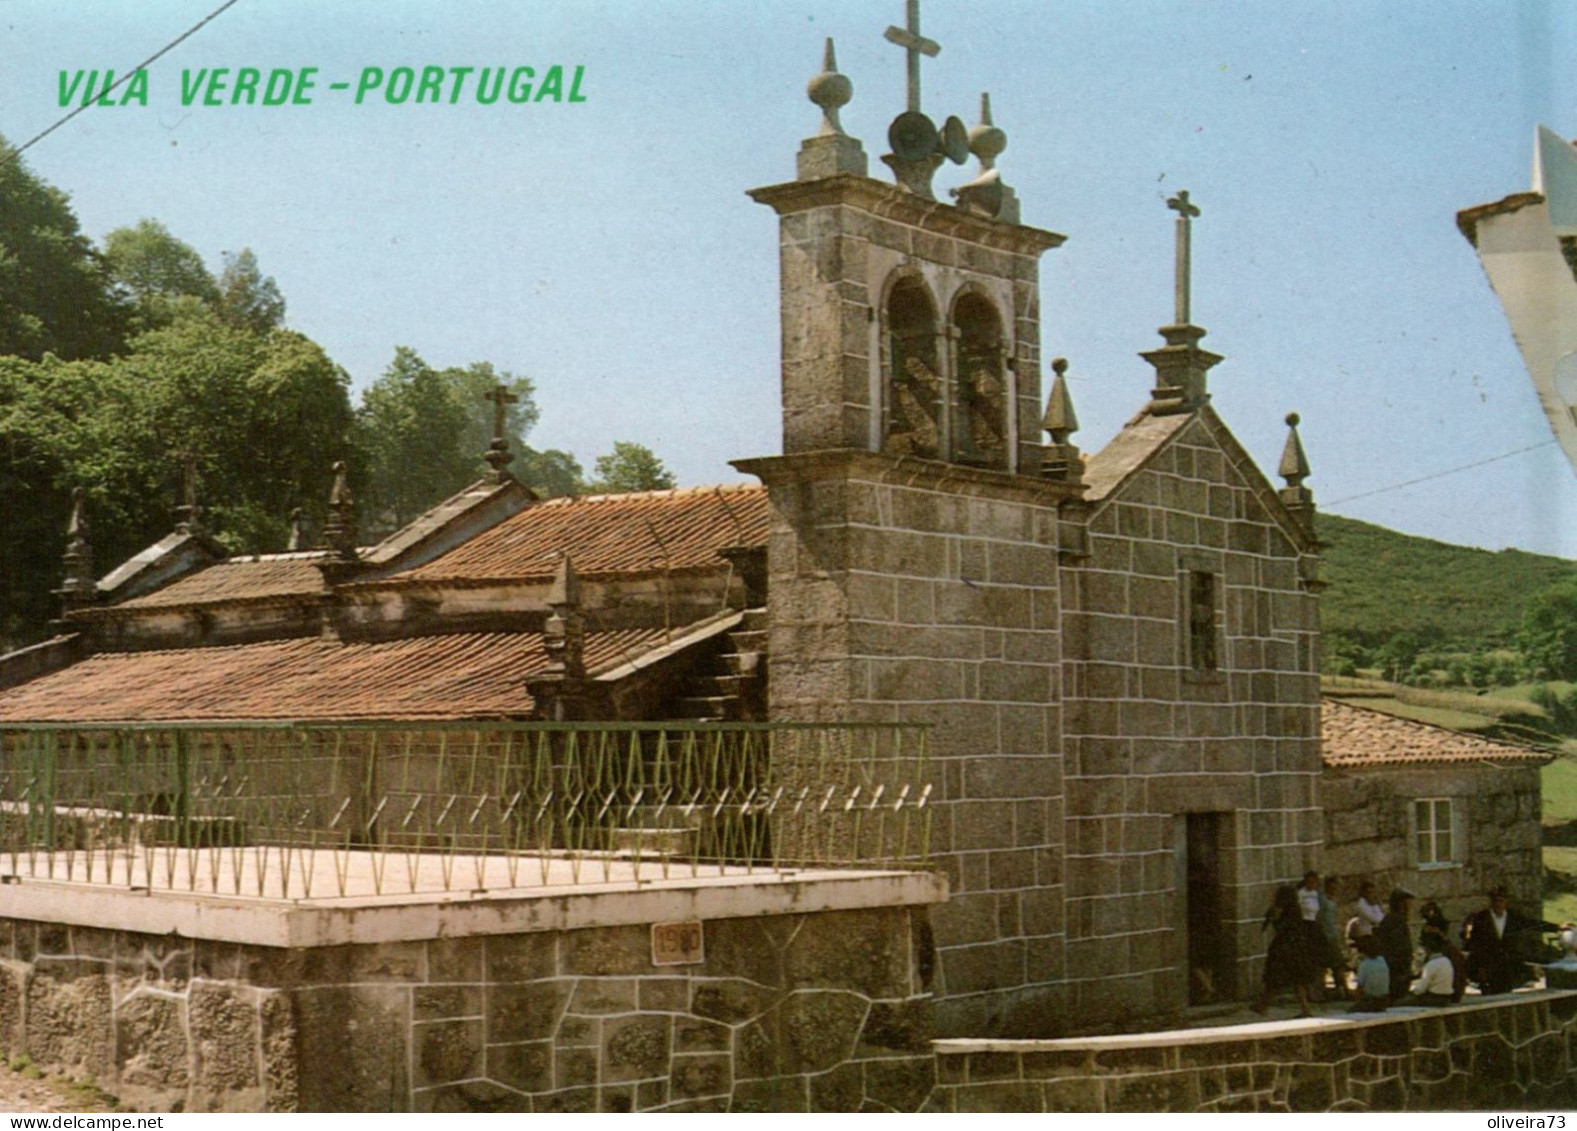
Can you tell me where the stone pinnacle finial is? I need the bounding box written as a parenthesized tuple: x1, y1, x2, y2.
(542, 553, 585, 681)
(56, 487, 96, 616)
(1278, 412, 1318, 535)
(798, 37, 867, 179)
(1043, 358, 1079, 442)
(952, 91, 1019, 223)
(322, 460, 358, 561)
(547, 552, 581, 609)
(969, 92, 1005, 170)
(482, 383, 519, 484)
(287, 507, 305, 552)
(1279, 413, 1311, 488)
(1041, 358, 1086, 483)
(809, 38, 852, 137)
(173, 449, 205, 535)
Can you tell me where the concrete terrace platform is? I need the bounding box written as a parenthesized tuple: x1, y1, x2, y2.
(0, 847, 947, 947)
(930, 990, 1577, 1111)
(940, 987, 1570, 1053)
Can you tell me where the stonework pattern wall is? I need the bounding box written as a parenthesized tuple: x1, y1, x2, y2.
(1061, 413, 1323, 1028)
(928, 994, 1577, 1112)
(0, 906, 935, 1113)
(1322, 763, 1544, 922)
(757, 453, 1071, 1040)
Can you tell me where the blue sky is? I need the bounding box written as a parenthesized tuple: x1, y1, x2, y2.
(4, 0, 1576, 557)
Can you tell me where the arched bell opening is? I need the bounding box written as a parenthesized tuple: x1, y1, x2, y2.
(952, 291, 1009, 469)
(882, 275, 944, 460)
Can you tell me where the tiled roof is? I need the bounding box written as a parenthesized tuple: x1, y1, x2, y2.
(1321, 698, 1552, 768)
(0, 628, 669, 723)
(397, 484, 769, 584)
(114, 554, 330, 609)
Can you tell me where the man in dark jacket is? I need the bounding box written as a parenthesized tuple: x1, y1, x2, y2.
(1372, 887, 1415, 1003)
(1463, 886, 1557, 995)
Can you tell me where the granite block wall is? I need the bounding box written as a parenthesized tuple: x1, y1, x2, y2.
(0, 904, 936, 1113)
(1322, 762, 1544, 922)
(927, 994, 1577, 1112)
(748, 450, 1074, 1040)
(1060, 413, 1323, 1029)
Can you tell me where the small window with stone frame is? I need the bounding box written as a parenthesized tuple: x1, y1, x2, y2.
(1186, 570, 1218, 672)
(1414, 797, 1456, 867)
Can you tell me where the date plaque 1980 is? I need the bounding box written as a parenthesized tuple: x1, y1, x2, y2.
(651, 920, 705, 966)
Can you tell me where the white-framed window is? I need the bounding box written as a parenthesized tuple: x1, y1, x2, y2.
(1414, 797, 1455, 866)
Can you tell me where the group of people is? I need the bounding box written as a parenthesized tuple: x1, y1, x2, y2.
(1253, 873, 1558, 1017)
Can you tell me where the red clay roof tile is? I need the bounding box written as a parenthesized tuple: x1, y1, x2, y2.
(114, 555, 329, 609)
(0, 628, 669, 723)
(396, 484, 768, 584)
(1321, 697, 1551, 768)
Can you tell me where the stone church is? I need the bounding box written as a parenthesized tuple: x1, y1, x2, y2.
(0, 9, 1539, 1043)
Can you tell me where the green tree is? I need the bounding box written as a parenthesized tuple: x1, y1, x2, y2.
(1520, 578, 1577, 681)
(585, 441, 676, 494)
(215, 248, 285, 334)
(102, 219, 219, 330)
(518, 446, 585, 498)
(0, 138, 129, 360)
(0, 305, 355, 648)
(354, 347, 473, 532)
(354, 351, 580, 521)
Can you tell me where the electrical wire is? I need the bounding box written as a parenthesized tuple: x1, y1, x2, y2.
(4, 0, 243, 164)
(1323, 440, 1559, 507)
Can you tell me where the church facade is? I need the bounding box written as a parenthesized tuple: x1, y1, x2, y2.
(0, 10, 1542, 1044)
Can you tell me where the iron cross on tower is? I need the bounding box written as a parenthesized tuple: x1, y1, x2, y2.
(1167, 189, 1201, 326)
(885, 0, 939, 113)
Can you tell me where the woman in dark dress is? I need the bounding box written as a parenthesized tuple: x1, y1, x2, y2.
(1253, 884, 1316, 1017)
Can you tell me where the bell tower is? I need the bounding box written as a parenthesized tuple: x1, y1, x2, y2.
(736, 2, 1087, 1038)
(746, 3, 1064, 474)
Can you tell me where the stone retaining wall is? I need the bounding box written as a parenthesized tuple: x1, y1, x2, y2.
(0, 904, 937, 1112)
(927, 993, 1577, 1112)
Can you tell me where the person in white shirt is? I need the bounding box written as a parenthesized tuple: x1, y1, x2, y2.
(1297, 871, 1322, 921)
(1354, 880, 1385, 938)
(1408, 931, 1456, 1006)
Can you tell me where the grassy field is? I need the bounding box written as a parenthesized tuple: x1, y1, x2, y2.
(1547, 846, 1577, 925)
(1327, 696, 1498, 733)
(1491, 681, 1576, 702)
(1545, 755, 1577, 823)
(1544, 755, 1577, 923)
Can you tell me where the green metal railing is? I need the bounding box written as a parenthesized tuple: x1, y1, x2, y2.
(0, 721, 930, 899)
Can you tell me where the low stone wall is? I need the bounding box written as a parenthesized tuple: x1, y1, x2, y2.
(927, 993, 1577, 1112)
(0, 875, 942, 1111)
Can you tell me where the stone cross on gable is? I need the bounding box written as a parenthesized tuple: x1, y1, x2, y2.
(885, 0, 939, 114)
(484, 383, 518, 444)
(1167, 189, 1201, 326)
